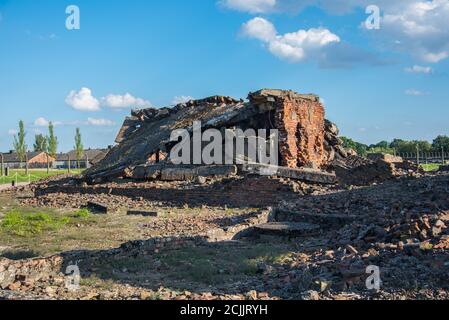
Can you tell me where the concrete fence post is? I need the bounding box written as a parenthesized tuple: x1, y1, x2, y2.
(25, 153, 29, 175)
(46, 153, 50, 174)
(0, 153, 3, 177)
(443, 147, 446, 165)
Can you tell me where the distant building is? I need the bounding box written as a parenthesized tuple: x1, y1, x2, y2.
(0, 151, 55, 169)
(53, 148, 109, 169)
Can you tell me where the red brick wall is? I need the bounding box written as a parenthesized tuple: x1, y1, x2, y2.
(275, 97, 325, 169)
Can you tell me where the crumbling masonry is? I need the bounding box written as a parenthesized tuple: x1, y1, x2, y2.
(84, 89, 348, 184)
(249, 90, 326, 169)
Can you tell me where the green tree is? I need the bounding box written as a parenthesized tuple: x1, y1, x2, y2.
(13, 120, 27, 167)
(33, 134, 48, 152)
(372, 141, 389, 149)
(389, 139, 414, 154)
(74, 128, 84, 170)
(46, 122, 58, 158)
(432, 135, 449, 152)
(390, 139, 405, 151)
(415, 140, 432, 153)
(341, 137, 368, 156)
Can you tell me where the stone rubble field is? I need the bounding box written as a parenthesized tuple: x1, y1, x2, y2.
(0, 170, 448, 301)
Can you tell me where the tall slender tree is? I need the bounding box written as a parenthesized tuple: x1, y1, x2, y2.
(47, 122, 58, 158)
(13, 120, 27, 168)
(74, 128, 84, 170)
(33, 134, 48, 152)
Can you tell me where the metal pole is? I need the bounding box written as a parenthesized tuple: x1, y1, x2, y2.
(416, 145, 420, 165)
(0, 153, 3, 177)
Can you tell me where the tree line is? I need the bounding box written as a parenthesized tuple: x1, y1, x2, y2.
(9, 120, 84, 169)
(341, 135, 449, 156)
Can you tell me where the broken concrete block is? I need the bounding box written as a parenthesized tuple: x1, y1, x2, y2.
(242, 163, 337, 184)
(0, 269, 16, 290)
(87, 201, 109, 214)
(160, 165, 237, 181)
(196, 165, 237, 177)
(273, 209, 357, 227)
(368, 153, 404, 164)
(160, 168, 196, 181)
(127, 210, 158, 217)
(253, 222, 321, 237)
(131, 165, 162, 180)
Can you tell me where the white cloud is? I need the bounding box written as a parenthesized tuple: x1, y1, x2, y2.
(33, 118, 63, 127)
(225, 1, 449, 63)
(241, 17, 340, 63)
(66, 88, 152, 111)
(405, 89, 426, 96)
(221, 0, 276, 13)
(404, 65, 433, 74)
(241, 17, 277, 42)
(87, 118, 116, 126)
(101, 93, 151, 109)
(34, 117, 50, 127)
(221, 0, 418, 15)
(65, 87, 101, 112)
(172, 96, 195, 105)
(380, 0, 449, 63)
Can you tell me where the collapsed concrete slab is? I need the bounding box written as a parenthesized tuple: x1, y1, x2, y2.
(241, 163, 337, 184)
(127, 164, 237, 181)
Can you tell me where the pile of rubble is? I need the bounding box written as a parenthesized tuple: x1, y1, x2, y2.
(82, 89, 358, 185)
(2, 172, 449, 300)
(13, 89, 424, 213)
(2, 88, 441, 301)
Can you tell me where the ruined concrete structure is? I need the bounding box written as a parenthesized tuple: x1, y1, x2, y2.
(248, 90, 326, 169)
(84, 89, 349, 184)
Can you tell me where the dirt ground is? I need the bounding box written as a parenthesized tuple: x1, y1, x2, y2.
(1, 172, 448, 300)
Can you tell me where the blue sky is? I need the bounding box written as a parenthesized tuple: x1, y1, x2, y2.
(0, 0, 448, 152)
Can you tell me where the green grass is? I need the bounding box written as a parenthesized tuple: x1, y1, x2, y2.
(155, 244, 294, 285)
(72, 208, 91, 219)
(420, 164, 441, 172)
(1, 210, 70, 237)
(0, 169, 83, 185)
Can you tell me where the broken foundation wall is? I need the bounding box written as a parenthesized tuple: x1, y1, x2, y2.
(84, 89, 353, 184)
(249, 89, 326, 169)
